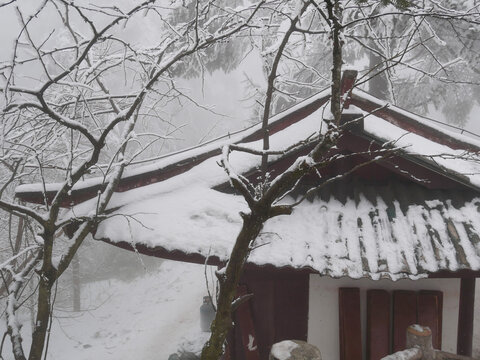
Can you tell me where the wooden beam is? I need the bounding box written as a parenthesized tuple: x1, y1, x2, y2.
(429, 270, 480, 279)
(103, 239, 224, 266)
(457, 278, 475, 356)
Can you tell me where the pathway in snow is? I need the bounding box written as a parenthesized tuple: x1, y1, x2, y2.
(1, 260, 211, 360)
(51, 261, 211, 360)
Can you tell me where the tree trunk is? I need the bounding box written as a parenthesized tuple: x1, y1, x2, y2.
(331, 19, 342, 125)
(328, 0, 344, 126)
(72, 254, 81, 312)
(28, 277, 52, 360)
(29, 232, 56, 360)
(201, 213, 264, 360)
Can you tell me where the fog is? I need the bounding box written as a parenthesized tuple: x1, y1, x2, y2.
(1, 1, 480, 359)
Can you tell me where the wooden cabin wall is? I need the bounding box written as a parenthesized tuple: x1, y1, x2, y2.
(235, 269, 309, 360)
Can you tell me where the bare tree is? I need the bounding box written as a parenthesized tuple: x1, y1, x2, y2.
(0, 1, 264, 359)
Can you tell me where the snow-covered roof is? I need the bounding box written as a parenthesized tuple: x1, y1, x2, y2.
(354, 110, 480, 190)
(351, 89, 480, 152)
(95, 178, 480, 280)
(17, 86, 480, 279)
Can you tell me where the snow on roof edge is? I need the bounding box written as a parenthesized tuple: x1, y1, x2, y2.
(358, 128, 479, 191)
(352, 88, 480, 150)
(97, 235, 433, 281)
(16, 88, 331, 195)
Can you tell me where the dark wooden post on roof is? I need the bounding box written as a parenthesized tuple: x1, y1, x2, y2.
(340, 70, 357, 110)
(457, 277, 475, 356)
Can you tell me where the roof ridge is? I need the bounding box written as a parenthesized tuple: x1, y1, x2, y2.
(351, 88, 480, 153)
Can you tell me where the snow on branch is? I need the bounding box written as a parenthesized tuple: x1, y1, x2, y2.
(220, 144, 256, 209)
(0, 2, 272, 359)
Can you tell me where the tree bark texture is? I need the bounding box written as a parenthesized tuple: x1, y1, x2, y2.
(72, 254, 81, 312)
(28, 231, 56, 360)
(327, 0, 343, 126)
(201, 213, 265, 360)
(28, 275, 53, 360)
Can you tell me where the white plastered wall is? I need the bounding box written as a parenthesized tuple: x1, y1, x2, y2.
(307, 276, 461, 360)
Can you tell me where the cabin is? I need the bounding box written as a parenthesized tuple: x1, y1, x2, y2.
(16, 72, 480, 360)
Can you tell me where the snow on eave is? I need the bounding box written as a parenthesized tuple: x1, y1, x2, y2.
(97, 239, 469, 281)
(15, 88, 331, 202)
(351, 88, 480, 152)
(96, 235, 432, 280)
(357, 129, 480, 191)
(357, 113, 480, 192)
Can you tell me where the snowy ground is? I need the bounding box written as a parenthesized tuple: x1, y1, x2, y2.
(1, 260, 211, 360)
(2, 259, 480, 359)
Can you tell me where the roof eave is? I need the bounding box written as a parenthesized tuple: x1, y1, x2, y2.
(101, 237, 480, 279)
(352, 128, 480, 193)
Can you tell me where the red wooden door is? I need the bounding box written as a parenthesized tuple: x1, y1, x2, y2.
(339, 288, 443, 360)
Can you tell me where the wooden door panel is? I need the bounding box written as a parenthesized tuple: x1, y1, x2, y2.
(339, 288, 363, 360)
(393, 290, 418, 352)
(417, 290, 443, 349)
(367, 289, 391, 360)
